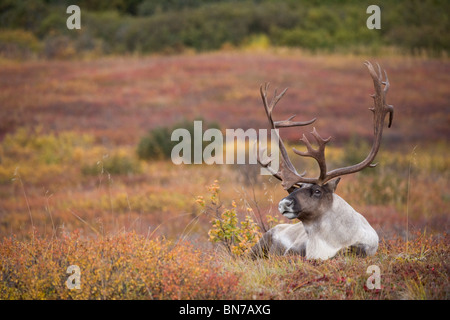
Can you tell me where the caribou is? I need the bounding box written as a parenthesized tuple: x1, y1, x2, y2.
(251, 61, 394, 260)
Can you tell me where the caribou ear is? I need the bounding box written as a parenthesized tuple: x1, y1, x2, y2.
(325, 178, 341, 193)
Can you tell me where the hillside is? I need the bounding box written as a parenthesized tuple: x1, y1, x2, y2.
(1, 52, 448, 147)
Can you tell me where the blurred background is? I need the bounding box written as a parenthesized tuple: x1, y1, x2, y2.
(0, 0, 448, 240)
(0, 0, 448, 59)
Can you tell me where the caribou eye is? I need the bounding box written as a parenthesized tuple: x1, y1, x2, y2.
(313, 189, 322, 197)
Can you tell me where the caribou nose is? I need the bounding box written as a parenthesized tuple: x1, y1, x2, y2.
(278, 198, 294, 214)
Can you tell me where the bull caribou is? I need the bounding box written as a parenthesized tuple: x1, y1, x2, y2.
(251, 61, 394, 260)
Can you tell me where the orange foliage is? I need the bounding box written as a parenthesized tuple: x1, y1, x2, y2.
(0, 231, 242, 300)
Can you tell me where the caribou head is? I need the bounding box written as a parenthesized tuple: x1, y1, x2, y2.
(251, 61, 394, 260)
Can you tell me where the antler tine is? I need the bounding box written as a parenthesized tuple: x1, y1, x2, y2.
(255, 141, 281, 178)
(366, 61, 394, 129)
(275, 115, 317, 128)
(260, 83, 288, 119)
(374, 62, 390, 94)
(293, 128, 331, 184)
(382, 68, 393, 128)
(260, 83, 316, 129)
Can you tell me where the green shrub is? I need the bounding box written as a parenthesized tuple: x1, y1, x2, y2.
(137, 126, 173, 161)
(0, 127, 94, 165)
(81, 152, 142, 176)
(0, 29, 42, 59)
(137, 119, 220, 161)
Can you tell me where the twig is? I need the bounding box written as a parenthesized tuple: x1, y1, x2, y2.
(14, 167, 34, 241)
(405, 145, 418, 254)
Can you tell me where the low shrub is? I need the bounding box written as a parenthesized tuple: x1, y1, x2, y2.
(0, 231, 242, 299)
(0, 29, 41, 59)
(137, 119, 220, 161)
(81, 151, 142, 176)
(197, 180, 262, 256)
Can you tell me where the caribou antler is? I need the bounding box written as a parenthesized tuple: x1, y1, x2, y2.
(258, 61, 394, 191)
(256, 83, 316, 191)
(317, 61, 394, 184)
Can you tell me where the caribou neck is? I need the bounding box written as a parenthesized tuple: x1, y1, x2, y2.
(301, 194, 360, 259)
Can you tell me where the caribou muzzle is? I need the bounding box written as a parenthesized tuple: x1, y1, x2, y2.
(278, 197, 300, 219)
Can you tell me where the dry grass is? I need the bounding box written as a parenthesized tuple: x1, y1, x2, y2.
(222, 232, 449, 300)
